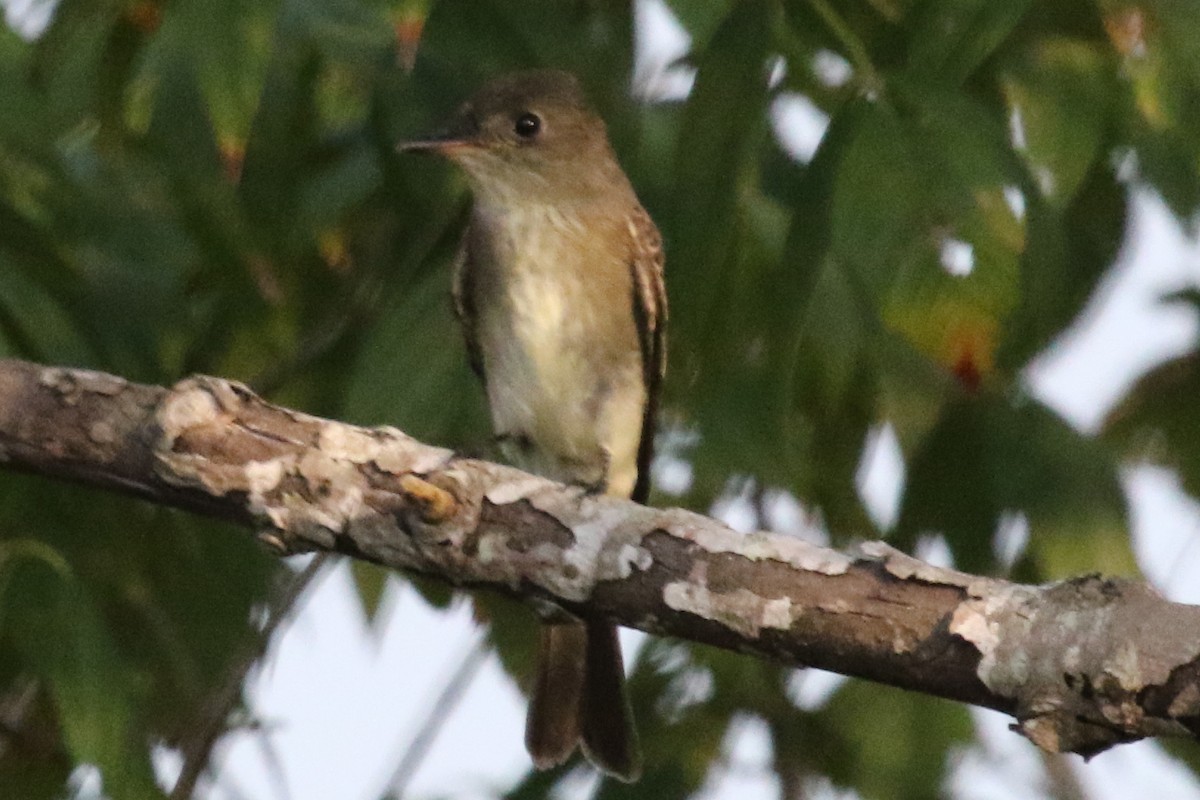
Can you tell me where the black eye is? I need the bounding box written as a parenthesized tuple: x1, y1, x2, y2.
(514, 112, 541, 139)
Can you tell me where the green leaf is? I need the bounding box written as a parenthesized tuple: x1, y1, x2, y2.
(898, 392, 1132, 576)
(343, 267, 490, 448)
(143, 0, 278, 147)
(826, 100, 928, 295)
(0, 476, 276, 756)
(239, 37, 322, 252)
(1107, 0, 1200, 222)
(411, 0, 635, 116)
(669, 0, 774, 351)
(786, 256, 882, 536)
(665, 0, 802, 508)
(1104, 350, 1200, 502)
(297, 139, 382, 233)
(998, 159, 1127, 370)
(0, 252, 96, 364)
(409, 0, 536, 105)
(661, 0, 736, 53)
(0, 545, 162, 799)
(999, 36, 1118, 208)
(142, 59, 227, 183)
(816, 81, 1027, 392)
(30, 0, 122, 123)
(906, 0, 1034, 85)
(813, 680, 973, 800)
(350, 559, 392, 622)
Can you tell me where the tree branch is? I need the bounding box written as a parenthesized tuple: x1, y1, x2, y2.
(1, 357, 1198, 758)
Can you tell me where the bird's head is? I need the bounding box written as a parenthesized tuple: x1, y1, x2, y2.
(398, 70, 624, 205)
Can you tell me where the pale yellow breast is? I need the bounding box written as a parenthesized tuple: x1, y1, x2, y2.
(473, 200, 644, 495)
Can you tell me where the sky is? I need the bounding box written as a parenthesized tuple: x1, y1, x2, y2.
(3, 0, 1200, 797)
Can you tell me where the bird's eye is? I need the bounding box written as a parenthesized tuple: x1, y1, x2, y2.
(514, 112, 541, 139)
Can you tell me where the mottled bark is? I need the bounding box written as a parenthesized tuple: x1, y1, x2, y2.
(0, 357, 1197, 757)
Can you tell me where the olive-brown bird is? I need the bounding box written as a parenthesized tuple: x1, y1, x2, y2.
(399, 70, 665, 781)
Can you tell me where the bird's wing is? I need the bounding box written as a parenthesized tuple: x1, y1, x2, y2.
(452, 231, 486, 382)
(628, 206, 667, 505)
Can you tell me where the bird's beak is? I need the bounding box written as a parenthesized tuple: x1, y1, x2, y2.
(396, 117, 482, 156)
(395, 136, 475, 155)
(398, 106, 481, 156)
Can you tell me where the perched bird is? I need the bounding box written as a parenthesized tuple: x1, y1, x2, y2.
(398, 70, 666, 781)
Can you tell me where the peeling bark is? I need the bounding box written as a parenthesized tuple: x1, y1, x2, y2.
(1, 357, 1198, 757)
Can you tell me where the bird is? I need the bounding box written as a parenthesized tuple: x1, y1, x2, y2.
(398, 69, 666, 781)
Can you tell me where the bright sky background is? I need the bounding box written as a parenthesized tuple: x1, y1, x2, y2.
(4, 0, 1200, 798)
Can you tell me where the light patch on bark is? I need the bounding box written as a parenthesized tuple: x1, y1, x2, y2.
(475, 531, 507, 565)
(474, 531, 530, 590)
(485, 473, 557, 505)
(860, 540, 997, 596)
(617, 543, 653, 577)
(371, 427, 453, 474)
(545, 504, 618, 601)
(762, 596, 797, 630)
(89, 420, 116, 444)
(244, 456, 293, 525)
(317, 423, 381, 463)
(665, 509, 852, 575)
(950, 584, 1037, 690)
(157, 386, 220, 447)
(295, 450, 367, 535)
(39, 366, 127, 402)
(950, 599, 1000, 653)
(663, 581, 799, 638)
(297, 448, 360, 493)
(245, 457, 287, 497)
(1111, 641, 1143, 692)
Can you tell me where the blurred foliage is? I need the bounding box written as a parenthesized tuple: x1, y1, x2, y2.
(0, 0, 1198, 797)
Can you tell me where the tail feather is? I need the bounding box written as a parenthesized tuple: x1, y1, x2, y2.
(525, 622, 587, 770)
(525, 620, 640, 781)
(580, 622, 641, 782)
